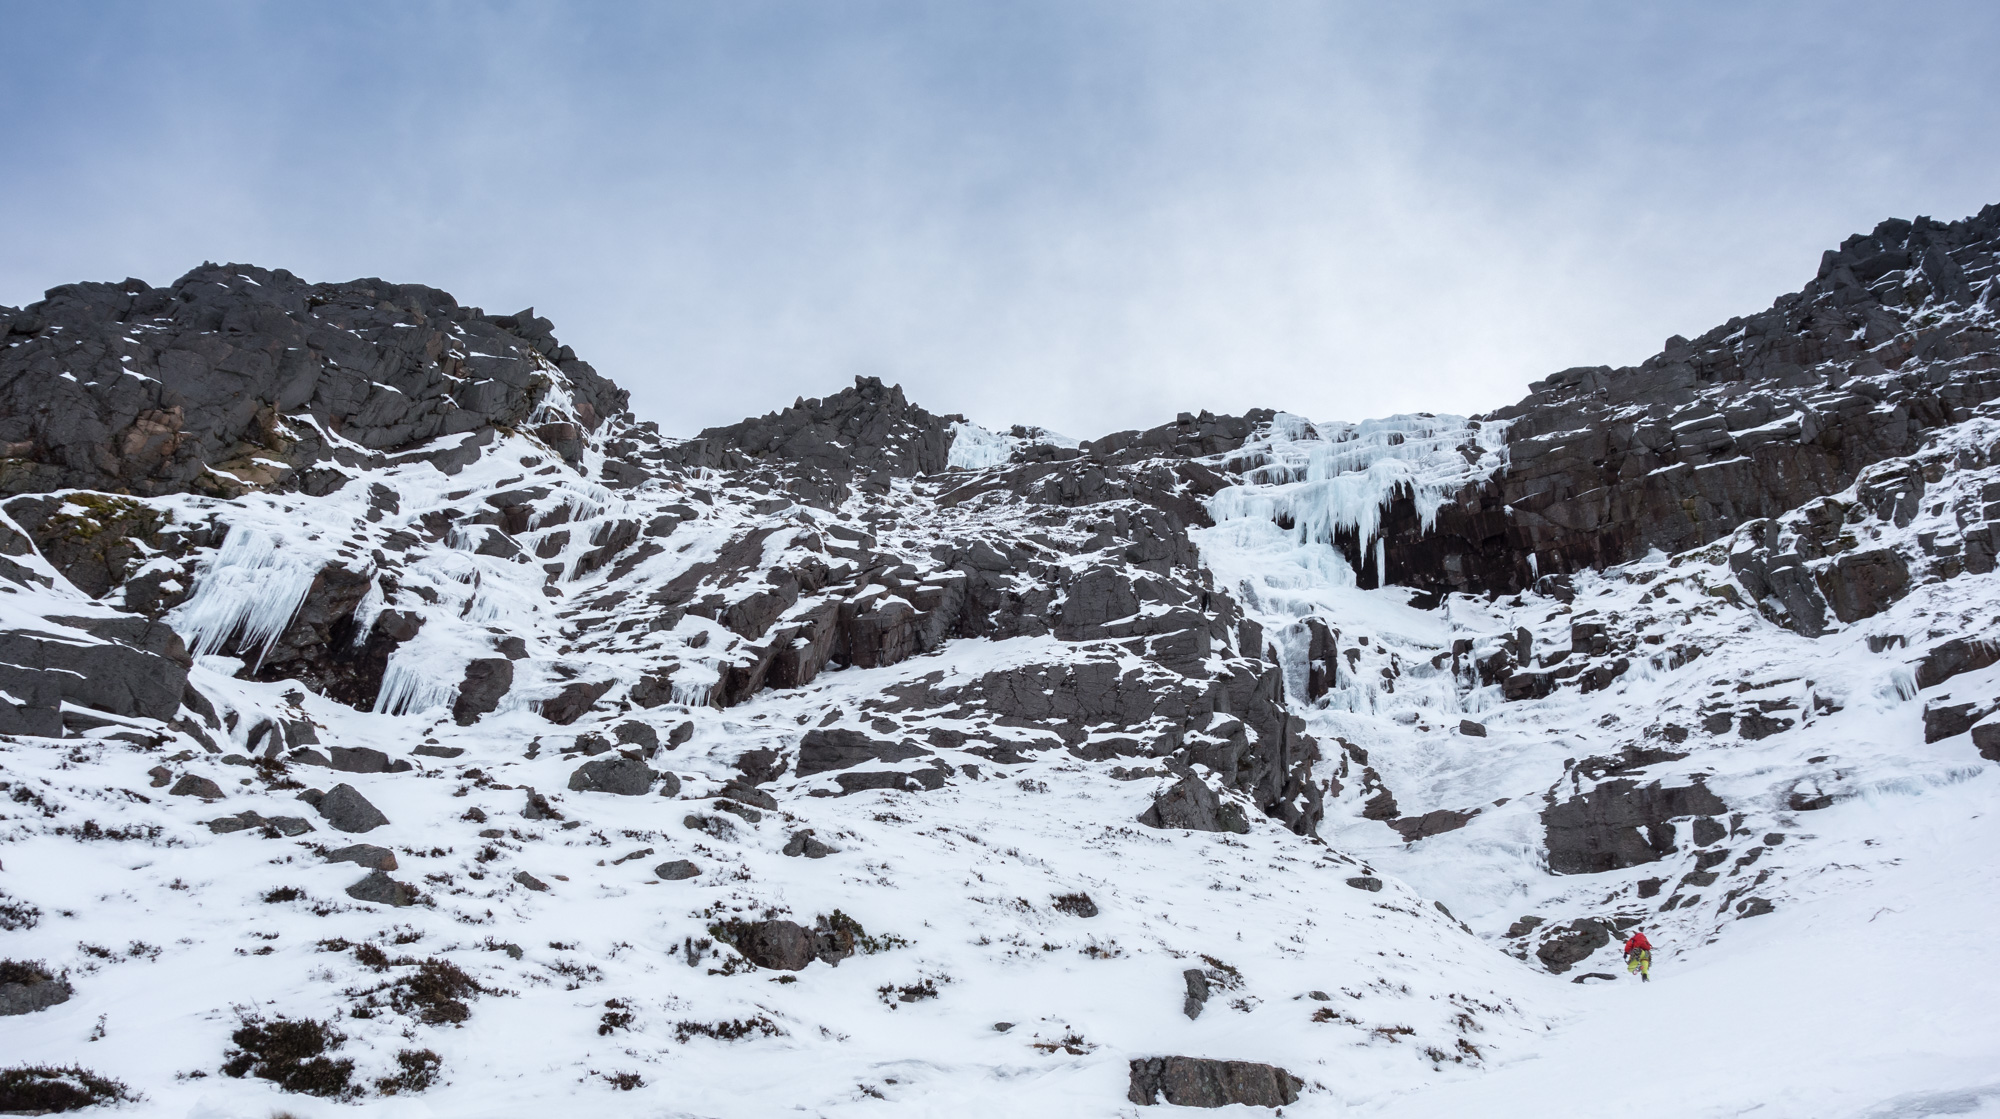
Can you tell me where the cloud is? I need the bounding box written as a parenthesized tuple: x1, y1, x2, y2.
(4, 2, 1998, 438)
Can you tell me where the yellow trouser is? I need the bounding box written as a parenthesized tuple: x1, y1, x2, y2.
(1626, 950, 1650, 976)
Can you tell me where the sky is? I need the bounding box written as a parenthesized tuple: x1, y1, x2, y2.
(3, 2, 1999, 440)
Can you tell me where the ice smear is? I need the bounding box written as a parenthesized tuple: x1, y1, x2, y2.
(946, 421, 1077, 470)
(1209, 412, 1508, 558)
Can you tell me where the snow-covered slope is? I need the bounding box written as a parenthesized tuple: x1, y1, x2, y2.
(3, 208, 2000, 1116)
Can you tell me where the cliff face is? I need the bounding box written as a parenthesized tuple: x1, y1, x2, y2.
(1351, 206, 2000, 598)
(1, 210, 1998, 1114)
(0, 263, 625, 498)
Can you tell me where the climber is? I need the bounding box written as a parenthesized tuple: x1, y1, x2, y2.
(1623, 930, 1653, 982)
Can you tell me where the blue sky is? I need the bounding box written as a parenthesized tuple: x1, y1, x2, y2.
(4, 2, 1998, 437)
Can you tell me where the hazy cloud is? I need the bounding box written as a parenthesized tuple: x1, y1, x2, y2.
(4, 1, 1997, 437)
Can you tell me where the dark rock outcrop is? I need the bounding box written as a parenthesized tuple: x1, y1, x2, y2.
(0, 616, 191, 737)
(1316, 206, 2000, 595)
(794, 729, 930, 777)
(0, 963, 72, 1016)
(1542, 780, 1727, 874)
(663, 376, 957, 481)
(1534, 918, 1614, 974)
(1138, 776, 1249, 834)
(1126, 1056, 1303, 1108)
(452, 658, 514, 725)
(0, 264, 624, 498)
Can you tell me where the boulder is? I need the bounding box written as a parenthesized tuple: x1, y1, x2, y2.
(1126, 1057, 1303, 1108)
(1181, 969, 1209, 1019)
(206, 812, 312, 836)
(1459, 720, 1487, 737)
(782, 830, 837, 859)
(313, 783, 390, 833)
(613, 721, 659, 750)
(732, 920, 818, 971)
(328, 746, 413, 774)
(168, 774, 224, 800)
(567, 756, 655, 796)
(1137, 775, 1249, 834)
(1535, 918, 1613, 974)
(654, 859, 701, 880)
(512, 871, 550, 892)
(323, 844, 397, 871)
(1345, 876, 1383, 892)
(0, 963, 72, 1016)
(344, 870, 420, 907)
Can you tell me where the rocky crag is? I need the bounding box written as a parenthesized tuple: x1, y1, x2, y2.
(0, 207, 1997, 1115)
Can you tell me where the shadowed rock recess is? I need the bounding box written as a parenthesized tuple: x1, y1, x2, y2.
(4, 207, 2000, 1110)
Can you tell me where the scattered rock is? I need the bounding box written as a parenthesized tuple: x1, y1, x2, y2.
(324, 844, 398, 871)
(612, 721, 659, 751)
(567, 756, 656, 796)
(522, 787, 563, 821)
(314, 784, 390, 833)
(713, 799, 763, 823)
(206, 811, 313, 836)
(328, 746, 413, 774)
(1181, 969, 1209, 1020)
(782, 830, 837, 858)
(718, 781, 779, 811)
(168, 774, 224, 800)
(728, 920, 818, 971)
(1126, 1056, 1302, 1108)
(345, 870, 420, 907)
(512, 871, 549, 892)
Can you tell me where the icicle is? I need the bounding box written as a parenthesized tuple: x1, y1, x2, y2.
(170, 526, 325, 668)
(374, 651, 460, 716)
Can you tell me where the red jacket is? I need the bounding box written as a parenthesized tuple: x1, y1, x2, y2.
(1624, 932, 1653, 955)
